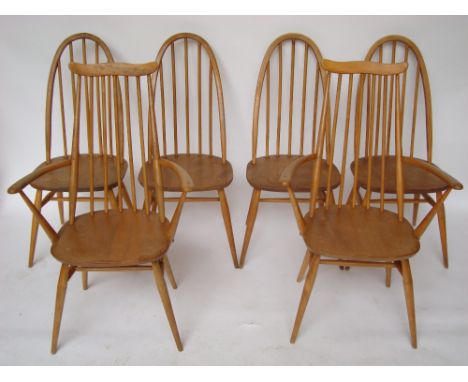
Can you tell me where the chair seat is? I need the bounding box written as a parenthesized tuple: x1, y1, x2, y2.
(31, 154, 128, 192)
(352, 155, 449, 194)
(246, 155, 340, 192)
(139, 154, 233, 192)
(303, 206, 419, 261)
(51, 210, 171, 267)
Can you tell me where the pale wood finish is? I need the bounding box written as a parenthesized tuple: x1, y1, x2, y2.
(283, 59, 421, 348)
(145, 33, 238, 268)
(358, 35, 463, 269)
(241, 34, 329, 268)
(18, 33, 130, 268)
(10, 62, 194, 352)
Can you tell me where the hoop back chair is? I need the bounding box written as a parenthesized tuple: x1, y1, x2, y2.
(240, 33, 338, 268)
(139, 33, 238, 268)
(25, 33, 128, 269)
(280, 59, 434, 348)
(354, 35, 463, 271)
(9, 61, 194, 353)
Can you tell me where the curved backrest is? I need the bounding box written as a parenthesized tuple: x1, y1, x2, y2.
(251, 33, 326, 164)
(45, 33, 114, 162)
(152, 33, 227, 161)
(309, 60, 408, 218)
(365, 35, 433, 162)
(67, 62, 166, 223)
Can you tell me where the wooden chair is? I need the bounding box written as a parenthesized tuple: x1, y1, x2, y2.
(8, 61, 194, 353)
(138, 33, 239, 268)
(356, 35, 463, 272)
(281, 59, 461, 348)
(240, 33, 339, 268)
(26, 33, 128, 268)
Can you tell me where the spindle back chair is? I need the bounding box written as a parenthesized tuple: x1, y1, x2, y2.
(140, 33, 238, 268)
(281, 59, 430, 348)
(356, 35, 462, 270)
(240, 33, 337, 268)
(9, 61, 194, 353)
(25, 33, 128, 269)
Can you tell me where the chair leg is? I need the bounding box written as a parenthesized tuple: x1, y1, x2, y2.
(412, 193, 420, 226)
(81, 271, 88, 290)
(163, 255, 178, 290)
(290, 254, 321, 344)
(436, 192, 449, 268)
(400, 259, 417, 349)
(152, 261, 183, 351)
(28, 189, 42, 268)
(218, 189, 239, 269)
(121, 184, 133, 209)
(51, 264, 74, 354)
(297, 250, 310, 282)
(239, 189, 261, 268)
(385, 265, 392, 288)
(57, 192, 65, 225)
(108, 189, 118, 209)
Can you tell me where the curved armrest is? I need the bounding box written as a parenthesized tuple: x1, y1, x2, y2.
(159, 158, 194, 192)
(402, 157, 463, 191)
(280, 154, 317, 187)
(8, 159, 72, 194)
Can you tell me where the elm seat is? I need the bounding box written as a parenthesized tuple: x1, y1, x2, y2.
(31, 154, 128, 192)
(51, 210, 171, 268)
(246, 155, 341, 192)
(303, 206, 420, 261)
(352, 156, 449, 194)
(139, 154, 233, 192)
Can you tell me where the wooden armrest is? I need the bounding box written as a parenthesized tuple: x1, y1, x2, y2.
(402, 157, 463, 191)
(159, 158, 194, 192)
(8, 159, 72, 194)
(280, 154, 317, 187)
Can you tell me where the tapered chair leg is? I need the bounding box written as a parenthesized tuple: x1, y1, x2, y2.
(163, 255, 178, 289)
(218, 189, 239, 268)
(290, 254, 321, 344)
(57, 192, 65, 225)
(81, 271, 88, 290)
(51, 264, 74, 354)
(239, 189, 261, 268)
(436, 192, 449, 268)
(297, 251, 310, 282)
(28, 189, 42, 268)
(385, 265, 392, 288)
(152, 261, 183, 351)
(400, 259, 417, 349)
(412, 193, 420, 226)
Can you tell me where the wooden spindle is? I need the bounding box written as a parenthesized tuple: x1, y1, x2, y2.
(276, 43, 283, 156)
(386, 42, 397, 153)
(299, 45, 308, 155)
(325, 74, 342, 208)
(352, 74, 365, 208)
(159, 62, 167, 156)
(56, 60, 68, 157)
(395, 75, 404, 221)
(400, 45, 410, 129)
(68, 43, 76, 110)
(209, 64, 213, 156)
(265, 62, 271, 156)
(288, 40, 296, 156)
(380, 75, 389, 212)
(365, 74, 376, 209)
(312, 65, 319, 153)
(96, 70, 103, 155)
(198, 42, 202, 154)
(100, 76, 109, 213)
(112, 75, 123, 211)
(69, 74, 81, 225)
(124, 76, 137, 211)
(410, 72, 420, 158)
(171, 43, 178, 156)
(107, 76, 114, 156)
(136, 76, 150, 215)
(184, 38, 190, 153)
(338, 74, 353, 207)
